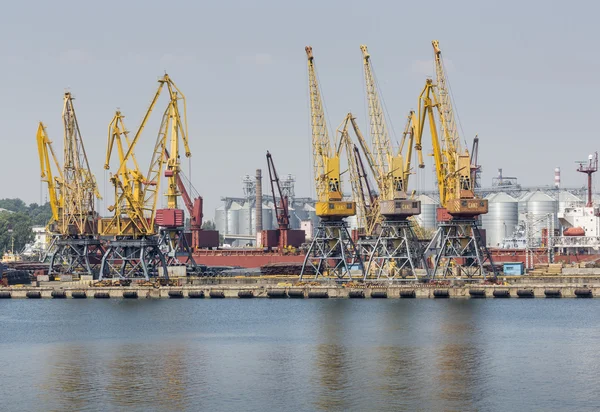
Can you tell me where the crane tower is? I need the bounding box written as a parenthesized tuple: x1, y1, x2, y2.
(358, 45, 426, 280)
(38, 93, 104, 277)
(300, 46, 364, 280)
(417, 41, 496, 280)
(99, 74, 196, 280)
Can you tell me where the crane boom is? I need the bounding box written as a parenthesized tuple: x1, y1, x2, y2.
(361, 45, 392, 188)
(305, 46, 355, 218)
(100, 74, 191, 237)
(61, 92, 101, 235)
(432, 40, 460, 158)
(338, 113, 380, 235)
(417, 41, 486, 217)
(348, 114, 380, 193)
(36, 123, 63, 230)
(306, 46, 332, 203)
(266, 151, 290, 230)
(360, 45, 420, 219)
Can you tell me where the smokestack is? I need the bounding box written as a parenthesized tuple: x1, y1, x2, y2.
(554, 167, 560, 189)
(256, 169, 262, 234)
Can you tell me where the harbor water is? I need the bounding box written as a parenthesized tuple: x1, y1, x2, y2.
(1, 299, 599, 411)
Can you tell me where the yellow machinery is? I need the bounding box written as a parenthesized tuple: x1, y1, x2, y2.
(300, 46, 364, 280)
(36, 123, 64, 234)
(417, 40, 496, 280)
(99, 74, 196, 280)
(360, 45, 423, 219)
(305, 46, 356, 219)
(353, 45, 427, 280)
(36, 93, 105, 276)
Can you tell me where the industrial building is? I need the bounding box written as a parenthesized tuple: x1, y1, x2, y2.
(214, 172, 318, 246)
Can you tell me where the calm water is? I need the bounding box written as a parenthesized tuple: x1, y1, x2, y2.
(1, 299, 599, 412)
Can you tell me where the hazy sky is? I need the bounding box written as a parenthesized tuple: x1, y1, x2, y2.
(2, 0, 598, 218)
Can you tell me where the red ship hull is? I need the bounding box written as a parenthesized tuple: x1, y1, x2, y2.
(191, 249, 305, 268)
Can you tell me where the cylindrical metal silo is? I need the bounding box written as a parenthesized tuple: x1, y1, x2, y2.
(302, 203, 318, 230)
(481, 193, 518, 247)
(215, 206, 226, 234)
(558, 191, 581, 213)
(414, 194, 438, 230)
(526, 192, 558, 236)
(239, 201, 252, 235)
(517, 192, 533, 223)
(260, 203, 273, 231)
(226, 202, 241, 234)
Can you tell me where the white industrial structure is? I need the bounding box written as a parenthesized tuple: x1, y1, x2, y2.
(214, 173, 318, 246)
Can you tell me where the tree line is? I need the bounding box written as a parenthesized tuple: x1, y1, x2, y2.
(0, 199, 52, 253)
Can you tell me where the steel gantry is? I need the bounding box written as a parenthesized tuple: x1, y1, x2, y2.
(417, 41, 496, 280)
(37, 93, 104, 277)
(99, 74, 196, 280)
(300, 46, 364, 281)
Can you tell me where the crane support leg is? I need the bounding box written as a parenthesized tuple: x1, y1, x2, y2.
(366, 220, 426, 281)
(47, 236, 105, 278)
(300, 220, 365, 280)
(424, 219, 497, 281)
(99, 238, 168, 281)
(158, 228, 198, 272)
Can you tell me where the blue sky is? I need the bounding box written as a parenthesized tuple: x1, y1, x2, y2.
(1, 0, 598, 216)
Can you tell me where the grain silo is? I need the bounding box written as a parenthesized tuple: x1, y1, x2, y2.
(526, 192, 558, 235)
(226, 201, 242, 235)
(558, 191, 581, 213)
(481, 193, 518, 247)
(517, 191, 533, 223)
(214, 205, 226, 235)
(414, 194, 438, 230)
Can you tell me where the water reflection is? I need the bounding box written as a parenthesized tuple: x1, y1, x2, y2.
(40, 341, 204, 411)
(433, 301, 485, 411)
(374, 301, 431, 411)
(313, 301, 352, 411)
(5, 299, 600, 412)
(40, 345, 105, 411)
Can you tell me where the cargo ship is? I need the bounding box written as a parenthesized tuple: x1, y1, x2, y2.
(192, 248, 305, 268)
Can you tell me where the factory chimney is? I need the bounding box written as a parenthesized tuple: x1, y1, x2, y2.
(256, 169, 263, 235)
(554, 167, 561, 189)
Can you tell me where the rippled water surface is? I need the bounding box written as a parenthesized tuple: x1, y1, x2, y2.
(1, 299, 600, 411)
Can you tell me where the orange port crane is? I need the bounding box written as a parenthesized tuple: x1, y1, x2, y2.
(417, 40, 496, 279)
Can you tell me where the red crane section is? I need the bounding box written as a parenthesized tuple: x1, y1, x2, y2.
(262, 151, 305, 250)
(165, 148, 219, 249)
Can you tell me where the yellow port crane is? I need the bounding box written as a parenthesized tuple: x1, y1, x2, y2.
(300, 46, 364, 280)
(360, 45, 423, 219)
(36, 123, 64, 233)
(417, 40, 496, 279)
(99, 74, 195, 280)
(37, 93, 104, 276)
(357, 45, 427, 279)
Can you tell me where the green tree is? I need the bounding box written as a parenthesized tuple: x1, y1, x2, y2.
(0, 212, 34, 252)
(202, 220, 216, 230)
(0, 198, 27, 213)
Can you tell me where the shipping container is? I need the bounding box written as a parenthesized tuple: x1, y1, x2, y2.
(503, 262, 524, 275)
